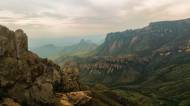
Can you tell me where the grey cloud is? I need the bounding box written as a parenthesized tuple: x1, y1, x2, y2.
(40, 12, 67, 19)
(0, 0, 190, 37)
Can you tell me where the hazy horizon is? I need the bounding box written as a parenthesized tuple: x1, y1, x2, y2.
(1, 1, 190, 105)
(28, 35, 105, 49)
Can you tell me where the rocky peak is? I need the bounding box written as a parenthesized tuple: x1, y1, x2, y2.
(0, 25, 84, 106)
(15, 29, 28, 58)
(80, 39, 86, 44)
(0, 26, 28, 58)
(79, 39, 94, 45)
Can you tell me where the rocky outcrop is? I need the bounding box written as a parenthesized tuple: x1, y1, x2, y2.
(0, 25, 62, 105)
(0, 26, 27, 58)
(0, 25, 16, 57)
(61, 61, 81, 92)
(0, 25, 94, 106)
(15, 29, 28, 58)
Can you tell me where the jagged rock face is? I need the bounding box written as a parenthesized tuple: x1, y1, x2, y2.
(61, 61, 81, 92)
(0, 53, 62, 106)
(96, 18, 190, 56)
(0, 25, 16, 57)
(77, 56, 149, 85)
(0, 26, 28, 58)
(15, 29, 28, 58)
(0, 25, 62, 105)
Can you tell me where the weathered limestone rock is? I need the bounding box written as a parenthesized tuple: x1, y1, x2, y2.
(0, 26, 28, 58)
(0, 55, 62, 105)
(61, 61, 81, 92)
(15, 29, 28, 58)
(0, 25, 16, 57)
(0, 25, 62, 106)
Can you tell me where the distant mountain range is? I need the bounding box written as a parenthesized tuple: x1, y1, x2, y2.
(29, 35, 105, 49)
(61, 39, 98, 56)
(32, 44, 63, 58)
(33, 39, 98, 59)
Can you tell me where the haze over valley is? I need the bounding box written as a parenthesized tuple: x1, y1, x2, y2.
(1, 0, 190, 106)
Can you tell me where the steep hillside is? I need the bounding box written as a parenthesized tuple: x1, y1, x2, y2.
(55, 39, 98, 64)
(32, 44, 63, 58)
(60, 39, 97, 56)
(32, 39, 98, 60)
(96, 18, 190, 56)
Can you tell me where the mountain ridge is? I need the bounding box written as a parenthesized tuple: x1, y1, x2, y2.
(96, 18, 190, 56)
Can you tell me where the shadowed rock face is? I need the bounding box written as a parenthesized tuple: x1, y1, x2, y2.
(0, 26, 28, 58)
(0, 25, 94, 106)
(0, 25, 16, 57)
(61, 61, 81, 92)
(15, 29, 28, 58)
(96, 18, 190, 56)
(0, 25, 62, 105)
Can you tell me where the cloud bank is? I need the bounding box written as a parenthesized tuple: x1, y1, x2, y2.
(0, 0, 190, 38)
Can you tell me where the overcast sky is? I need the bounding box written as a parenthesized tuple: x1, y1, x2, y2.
(0, 0, 190, 38)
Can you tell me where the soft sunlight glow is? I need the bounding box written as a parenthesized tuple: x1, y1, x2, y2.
(0, 0, 190, 38)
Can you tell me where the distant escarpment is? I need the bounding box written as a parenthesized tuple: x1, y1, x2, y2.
(96, 18, 190, 56)
(0, 25, 91, 106)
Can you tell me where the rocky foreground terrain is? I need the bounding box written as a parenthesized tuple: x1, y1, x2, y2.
(0, 25, 93, 106)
